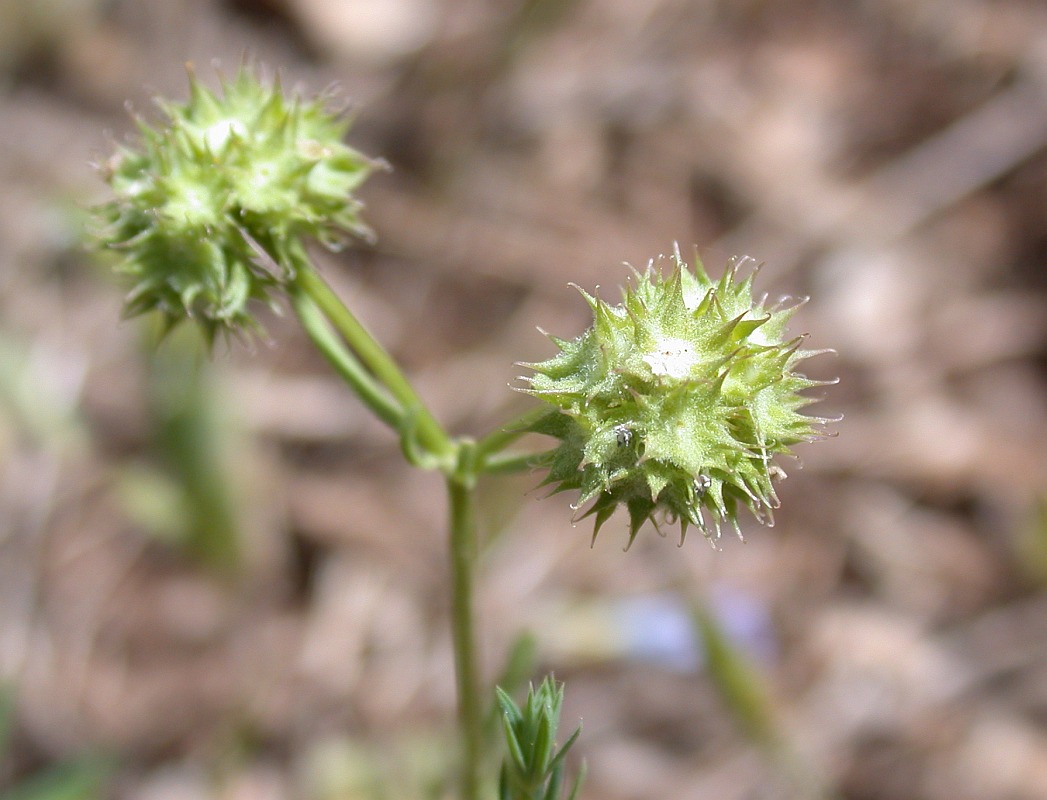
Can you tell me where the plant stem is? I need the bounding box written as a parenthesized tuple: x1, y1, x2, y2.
(295, 266, 456, 468)
(474, 406, 549, 465)
(297, 264, 490, 798)
(291, 287, 404, 431)
(478, 450, 541, 476)
(448, 444, 483, 800)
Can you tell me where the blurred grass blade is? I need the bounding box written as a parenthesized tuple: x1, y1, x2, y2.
(2, 757, 111, 800)
(565, 762, 586, 800)
(0, 684, 13, 757)
(691, 600, 838, 799)
(691, 600, 779, 747)
(1017, 495, 1047, 584)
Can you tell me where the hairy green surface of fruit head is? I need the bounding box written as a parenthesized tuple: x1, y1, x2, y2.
(94, 65, 381, 343)
(522, 246, 835, 548)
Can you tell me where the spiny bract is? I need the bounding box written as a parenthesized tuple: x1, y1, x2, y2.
(94, 66, 380, 343)
(522, 247, 834, 548)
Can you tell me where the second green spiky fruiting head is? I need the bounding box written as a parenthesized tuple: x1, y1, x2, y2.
(94, 65, 381, 343)
(522, 247, 834, 548)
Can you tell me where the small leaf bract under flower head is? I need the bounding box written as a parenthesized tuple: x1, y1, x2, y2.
(93, 64, 382, 344)
(522, 246, 835, 548)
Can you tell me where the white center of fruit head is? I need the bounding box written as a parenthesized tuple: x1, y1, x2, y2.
(204, 119, 248, 153)
(644, 337, 699, 379)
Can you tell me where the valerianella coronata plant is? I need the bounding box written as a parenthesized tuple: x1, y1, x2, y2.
(94, 66, 380, 342)
(522, 247, 833, 547)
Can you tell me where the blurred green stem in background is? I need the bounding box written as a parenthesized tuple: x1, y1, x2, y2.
(149, 327, 242, 571)
(115, 325, 247, 573)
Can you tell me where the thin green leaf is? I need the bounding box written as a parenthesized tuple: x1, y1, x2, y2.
(546, 724, 582, 774)
(532, 709, 553, 773)
(541, 761, 564, 800)
(501, 711, 528, 774)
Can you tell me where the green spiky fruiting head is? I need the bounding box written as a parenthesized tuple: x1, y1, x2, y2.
(521, 247, 834, 548)
(93, 65, 381, 343)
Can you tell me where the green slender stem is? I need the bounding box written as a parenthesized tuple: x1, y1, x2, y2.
(290, 287, 404, 431)
(474, 406, 549, 464)
(297, 264, 489, 798)
(478, 450, 542, 476)
(448, 444, 484, 800)
(295, 266, 456, 467)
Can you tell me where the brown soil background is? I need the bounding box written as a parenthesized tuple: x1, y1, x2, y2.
(3, 1, 1047, 798)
